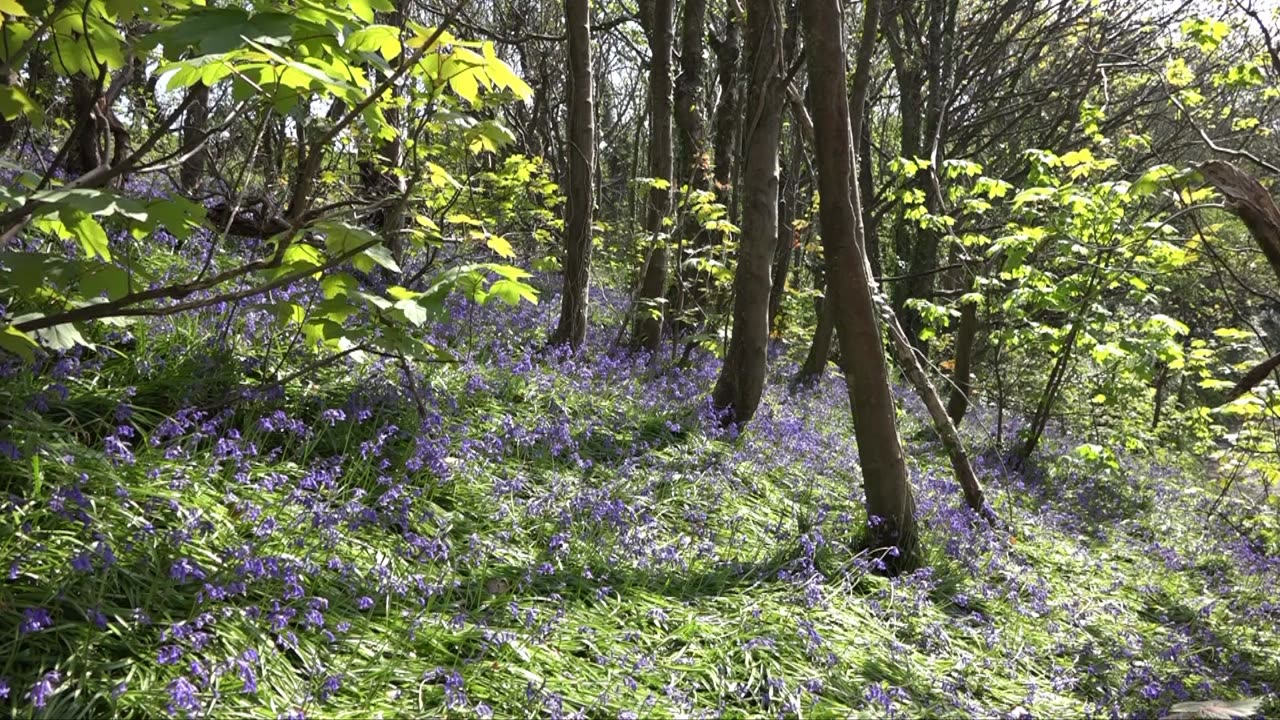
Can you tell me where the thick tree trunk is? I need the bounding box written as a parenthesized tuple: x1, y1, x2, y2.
(178, 83, 209, 192)
(802, 0, 918, 571)
(711, 0, 784, 425)
(551, 0, 596, 349)
(633, 0, 676, 352)
(65, 74, 103, 178)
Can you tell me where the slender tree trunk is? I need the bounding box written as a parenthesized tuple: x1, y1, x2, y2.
(796, 288, 836, 383)
(802, 0, 918, 571)
(711, 0, 784, 425)
(1017, 320, 1083, 461)
(633, 0, 676, 352)
(947, 290, 978, 424)
(769, 130, 800, 332)
(858, 111, 880, 278)
(551, 0, 596, 349)
(678, 1, 741, 327)
(669, 0, 709, 335)
(876, 294, 987, 514)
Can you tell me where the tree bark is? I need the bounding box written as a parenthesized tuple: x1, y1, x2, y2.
(633, 0, 676, 352)
(65, 73, 103, 178)
(801, 0, 918, 571)
(551, 0, 596, 349)
(946, 290, 978, 424)
(711, 0, 785, 425)
(876, 294, 987, 514)
(769, 133, 799, 333)
(178, 82, 209, 192)
(669, 0, 709, 334)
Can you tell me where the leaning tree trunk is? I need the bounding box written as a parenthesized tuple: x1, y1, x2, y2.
(632, 0, 676, 352)
(551, 0, 596, 349)
(1200, 160, 1280, 400)
(711, 0, 785, 425)
(802, 0, 918, 572)
(875, 294, 988, 514)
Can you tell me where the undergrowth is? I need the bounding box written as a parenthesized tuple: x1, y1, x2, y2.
(0, 293, 1276, 719)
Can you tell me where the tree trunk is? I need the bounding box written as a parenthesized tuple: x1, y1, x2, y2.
(633, 0, 676, 352)
(178, 82, 209, 192)
(801, 0, 918, 571)
(711, 0, 784, 425)
(679, 1, 741, 328)
(946, 291, 978, 424)
(551, 0, 596, 349)
(876, 294, 987, 514)
(769, 131, 800, 332)
(65, 74, 103, 178)
(669, 0, 709, 335)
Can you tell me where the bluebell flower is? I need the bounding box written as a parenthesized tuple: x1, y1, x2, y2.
(21, 607, 52, 634)
(28, 671, 60, 709)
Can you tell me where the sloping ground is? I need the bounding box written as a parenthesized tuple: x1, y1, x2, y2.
(0, 289, 1277, 719)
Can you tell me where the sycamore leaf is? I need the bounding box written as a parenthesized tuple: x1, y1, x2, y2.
(486, 234, 515, 258)
(321, 272, 358, 299)
(0, 86, 42, 125)
(66, 212, 111, 261)
(0, 326, 38, 362)
(361, 244, 401, 273)
(0, 0, 30, 17)
(34, 322, 88, 351)
(486, 278, 538, 306)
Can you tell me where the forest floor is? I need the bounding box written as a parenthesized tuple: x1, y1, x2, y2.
(1, 283, 1278, 719)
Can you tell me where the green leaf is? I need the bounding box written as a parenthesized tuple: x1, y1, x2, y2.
(486, 278, 538, 306)
(140, 8, 296, 59)
(0, 326, 38, 362)
(80, 264, 130, 300)
(0, 86, 42, 125)
(66, 212, 111, 261)
(0, 0, 30, 17)
(486, 234, 515, 259)
(34, 321, 88, 351)
(393, 298, 429, 326)
(361, 244, 401, 273)
(321, 272, 358, 299)
(345, 24, 402, 61)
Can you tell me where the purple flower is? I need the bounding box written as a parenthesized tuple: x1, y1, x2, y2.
(0, 677, 9, 699)
(157, 645, 183, 665)
(356, 596, 374, 610)
(167, 676, 200, 716)
(170, 558, 206, 584)
(28, 671, 60, 709)
(21, 607, 52, 634)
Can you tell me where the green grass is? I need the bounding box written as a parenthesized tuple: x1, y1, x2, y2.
(0, 310, 1276, 719)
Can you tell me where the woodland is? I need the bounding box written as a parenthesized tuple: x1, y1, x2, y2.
(0, 0, 1279, 717)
